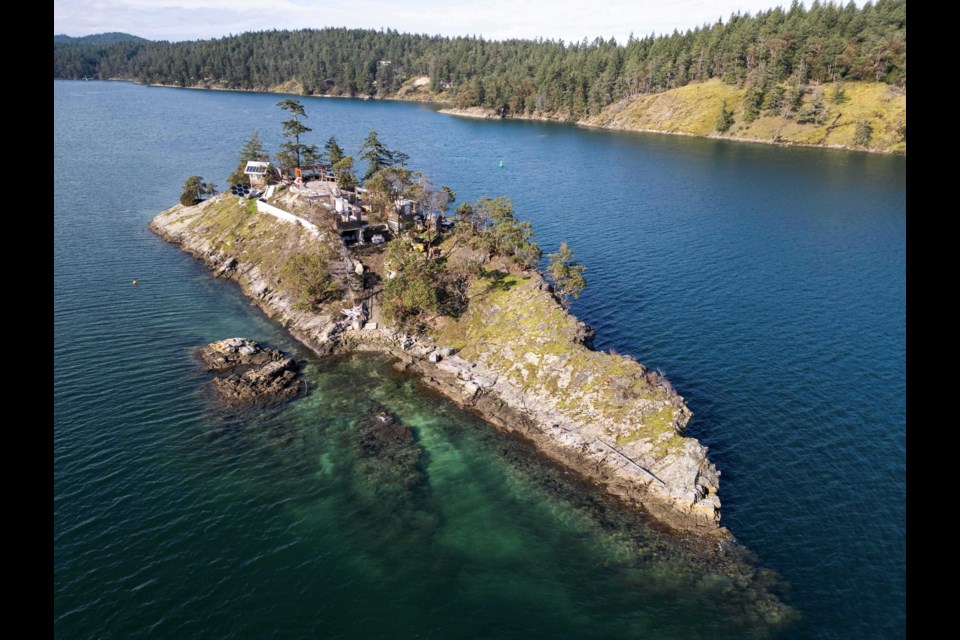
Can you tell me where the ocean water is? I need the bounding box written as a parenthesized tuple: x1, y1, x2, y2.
(54, 80, 905, 639)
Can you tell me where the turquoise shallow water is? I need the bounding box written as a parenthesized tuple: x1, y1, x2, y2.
(54, 80, 905, 639)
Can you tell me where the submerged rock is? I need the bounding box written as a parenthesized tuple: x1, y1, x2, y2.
(197, 338, 305, 405)
(352, 401, 426, 498)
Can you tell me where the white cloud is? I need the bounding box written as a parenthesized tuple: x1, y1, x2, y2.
(53, 0, 841, 43)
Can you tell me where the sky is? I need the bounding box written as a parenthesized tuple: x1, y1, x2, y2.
(53, 0, 819, 44)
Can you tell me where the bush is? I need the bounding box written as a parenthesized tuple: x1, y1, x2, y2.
(280, 252, 341, 311)
(381, 255, 442, 332)
(179, 175, 216, 206)
(180, 175, 202, 206)
(854, 119, 873, 147)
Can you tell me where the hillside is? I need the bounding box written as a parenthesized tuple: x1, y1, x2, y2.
(584, 79, 906, 153)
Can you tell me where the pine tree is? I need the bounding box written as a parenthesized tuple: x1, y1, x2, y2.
(359, 129, 393, 181)
(854, 118, 873, 146)
(830, 83, 849, 104)
(743, 86, 765, 123)
(179, 175, 216, 205)
(180, 175, 202, 206)
(276, 99, 317, 169)
(323, 136, 344, 166)
(227, 131, 267, 185)
(715, 99, 735, 133)
(797, 91, 826, 124)
(333, 156, 357, 191)
(786, 85, 806, 115)
(763, 85, 786, 115)
(547, 242, 587, 305)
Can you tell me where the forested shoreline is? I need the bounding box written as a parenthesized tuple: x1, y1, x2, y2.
(54, 1, 905, 121)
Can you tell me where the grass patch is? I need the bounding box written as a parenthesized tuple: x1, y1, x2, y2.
(429, 269, 688, 457)
(586, 79, 906, 152)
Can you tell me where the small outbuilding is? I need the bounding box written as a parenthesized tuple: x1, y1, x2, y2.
(244, 161, 271, 188)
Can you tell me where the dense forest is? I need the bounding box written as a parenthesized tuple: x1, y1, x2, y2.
(53, 0, 905, 120)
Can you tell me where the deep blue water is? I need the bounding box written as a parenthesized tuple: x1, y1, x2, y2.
(54, 80, 905, 639)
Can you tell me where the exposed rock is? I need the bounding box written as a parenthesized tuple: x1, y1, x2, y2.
(216, 256, 237, 275)
(198, 337, 274, 371)
(197, 338, 305, 405)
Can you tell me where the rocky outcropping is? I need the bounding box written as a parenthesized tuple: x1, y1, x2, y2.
(354, 331, 724, 540)
(153, 198, 729, 542)
(197, 337, 305, 405)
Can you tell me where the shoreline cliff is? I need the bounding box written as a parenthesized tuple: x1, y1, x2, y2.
(149, 193, 731, 543)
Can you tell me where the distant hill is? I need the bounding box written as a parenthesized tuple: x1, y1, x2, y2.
(54, 32, 147, 46)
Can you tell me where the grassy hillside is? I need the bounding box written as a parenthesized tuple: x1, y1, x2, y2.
(585, 79, 906, 154)
(429, 253, 691, 458)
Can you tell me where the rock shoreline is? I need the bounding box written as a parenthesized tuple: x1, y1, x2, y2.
(150, 201, 731, 543)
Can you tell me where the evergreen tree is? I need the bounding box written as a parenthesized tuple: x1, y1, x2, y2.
(55, 2, 907, 120)
(179, 175, 215, 205)
(715, 99, 735, 132)
(830, 83, 849, 104)
(547, 242, 587, 305)
(227, 131, 267, 185)
(276, 99, 317, 168)
(743, 86, 765, 123)
(854, 118, 873, 146)
(786, 85, 806, 115)
(365, 166, 426, 224)
(323, 136, 345, 166)
(333, 156, 357, 191)
(478, 197, 542, 269)
(797, 90, 826, 124)
(763, 85, 786, 115)
(391, 149, 410, 167)
(359, 129, 394, 181)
